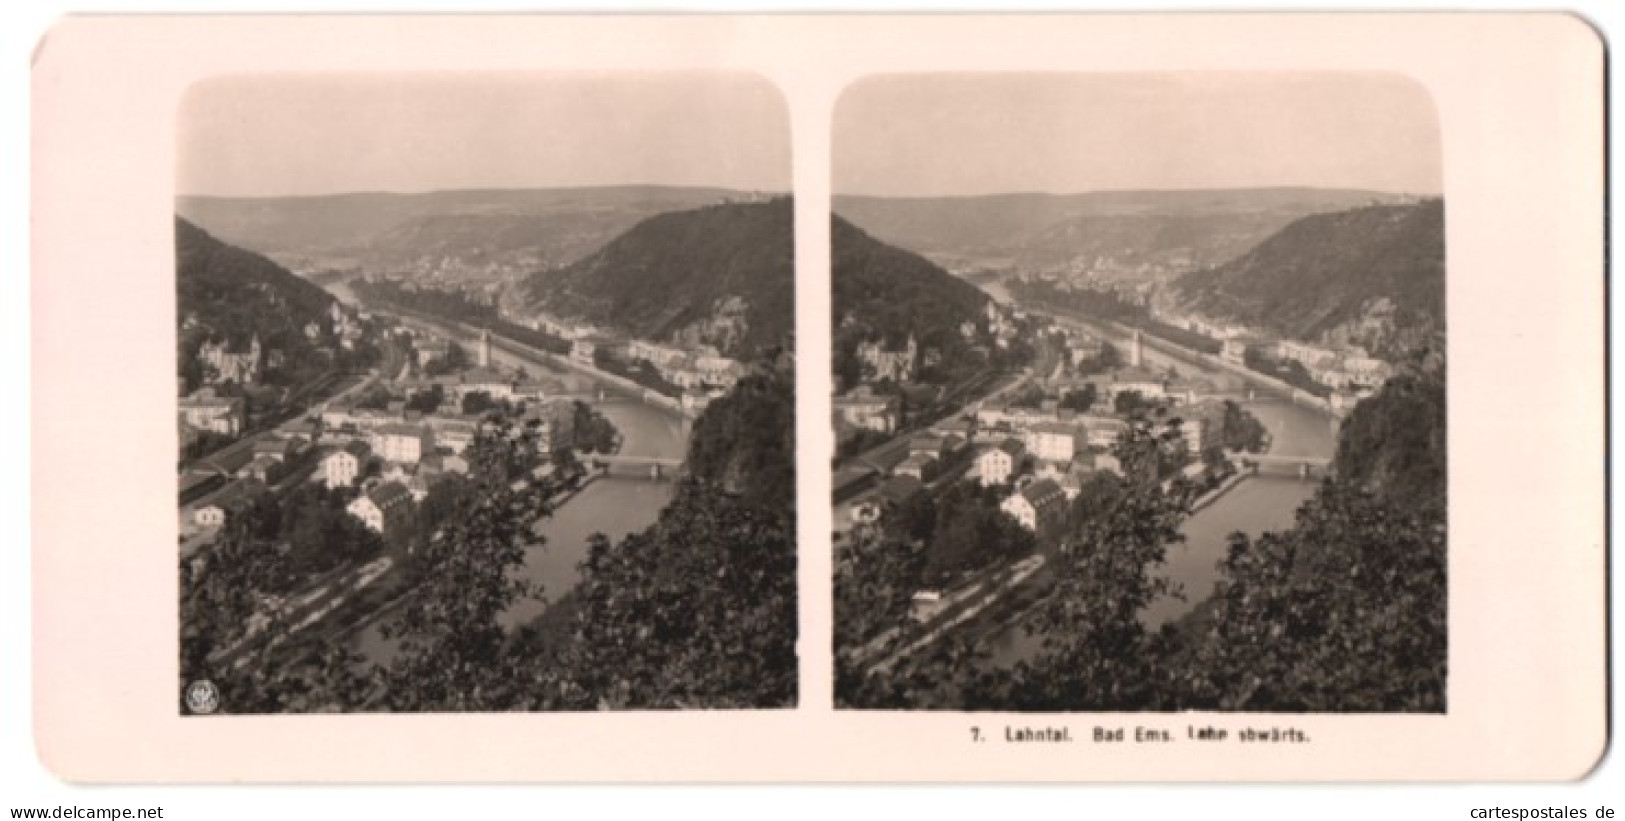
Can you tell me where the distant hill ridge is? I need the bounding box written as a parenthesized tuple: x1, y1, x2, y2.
(834, 187, 1420, 273)
(176, 185, 771, 270)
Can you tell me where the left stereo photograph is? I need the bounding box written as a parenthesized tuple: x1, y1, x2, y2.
(174, 72, 798, 714)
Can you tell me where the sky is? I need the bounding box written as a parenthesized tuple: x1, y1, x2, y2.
(834, 72, 1443, 197)
(178, 73, 791, 197)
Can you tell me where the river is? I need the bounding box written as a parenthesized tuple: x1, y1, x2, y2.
(338, 306, 686, 664)
(977, 289, 1338, 664)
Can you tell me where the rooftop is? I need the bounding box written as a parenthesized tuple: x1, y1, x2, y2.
(367, 481, 415, 509)
(1020, 478, 1067, 506)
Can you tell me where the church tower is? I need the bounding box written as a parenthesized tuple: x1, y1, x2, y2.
(479, 328, 492, 368)
(1131, 329, 1143, 368)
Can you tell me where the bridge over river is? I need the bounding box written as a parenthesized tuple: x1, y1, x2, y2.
(1242, 453, 1333, 479)
(590, 453, 685, 480)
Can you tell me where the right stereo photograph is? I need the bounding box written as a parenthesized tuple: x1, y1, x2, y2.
(830, 72, 1446, 713)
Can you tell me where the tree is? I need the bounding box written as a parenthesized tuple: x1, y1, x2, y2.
(1059, 384, 1097, 412)
(461, 390, 498, 416)
(179, 508, 371, 714)
(423, 341, 467, 377)
(404, 383, 446, 414)
(992, 440, 1191, 711)
(1113, 389, 1147, 417)
(374, 425, 549, 711)
(1173, 477, 1445, 711)
(1219, 400, 1268, 453)
(541, 480, 797, 709)
(571, 402, 621, 455)
(920, 484, 1036, 587)
(684, 373, 795, 514)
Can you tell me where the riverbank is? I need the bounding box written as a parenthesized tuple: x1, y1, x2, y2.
(1188, 469, 1250, 515)
(382, 304, 695, 421)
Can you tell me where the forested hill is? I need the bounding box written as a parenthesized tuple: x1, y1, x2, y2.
(176, 216, 335, 353)
(832, 213, 989, 345)
(521, 199, 794, 360)
(1169, 200, 1445, 357)
(1332, 361, 1448, 516)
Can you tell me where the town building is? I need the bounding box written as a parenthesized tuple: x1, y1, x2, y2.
(1172, 418, 1206, 452)
(1080, 416, 1128, 448)
(1277, 339, 1337, 369)
(199, 334, 261, 385)
(894, 452, 938, 481)
(834, 385, 899, 434)
(858, 333, 917, 383)
(178, 387, 246, 436)
(372, 423, 434, 465)
(572, 333, 616, 365)
(323, 440, 372, 489)
(1024, 421, 1080, 463)
(1001, 478, 1068, 533)
(628, 339, 685, 368)
(192, 479, 267, 529)
(1221, 337, 1251, 365)
(415, 338, 450, 367)
(1068, 335, 1106, 366)
(238, 454, 282, 483)
(347, 481, 415, 535)
(978, 439, 1026, 486)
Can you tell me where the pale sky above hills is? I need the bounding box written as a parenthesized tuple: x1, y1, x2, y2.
(178, 73, 790, 197)
(835, 72, 1442, 197)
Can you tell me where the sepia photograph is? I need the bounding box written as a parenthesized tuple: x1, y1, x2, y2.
(832, 73, 1447, 712)
(173, 73, 798, 713)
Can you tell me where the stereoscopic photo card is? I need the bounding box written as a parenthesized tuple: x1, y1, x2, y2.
(31, 13, 1605, 782)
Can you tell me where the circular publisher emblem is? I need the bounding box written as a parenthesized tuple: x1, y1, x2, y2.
(185, 679, 220, 715)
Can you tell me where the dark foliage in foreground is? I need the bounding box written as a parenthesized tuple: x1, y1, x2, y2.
(837, 361, 1447, 712)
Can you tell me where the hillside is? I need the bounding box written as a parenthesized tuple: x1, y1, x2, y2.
(177, 186, 756, 277)
(1169, 200, 1445, 356)
(831, 214, 994, 390)
(520, 199, 794, 360)
(175, 216, 337, 388)
(834, 188, 1415, 276)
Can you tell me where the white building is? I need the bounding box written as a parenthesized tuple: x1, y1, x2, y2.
(323, 441, 372, 489)
(1221, 337, 1250, 365)
(372, 423, 433, 465)
(347, 481, 415, 535)
(178, 388, 246, 436)
(894, 452, 937, 481)
(1001, 478, 1067, 533)
(978, 439, 1026, 487)
(1024, 422, 1080, 463)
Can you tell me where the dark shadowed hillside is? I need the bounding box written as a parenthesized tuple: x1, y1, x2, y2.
(175, 216, 339, 389)
(831, 214, 989, 342)
(831, 214, 999, 392)
(177, 217, 335, 344)
(685, 369, 797, 517)
(521, 199, 794, 360)
(1170, 200, 1444, 357)
(1332, 360, 1448, 515)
